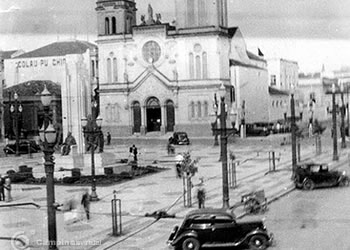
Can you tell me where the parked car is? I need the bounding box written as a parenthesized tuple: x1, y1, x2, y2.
(294, 162, 350, 190)
(169, 132, 190, 145)
(246, 123, 270, 136)
(3, 140, 41, 155)
(167, 208, 273, 250)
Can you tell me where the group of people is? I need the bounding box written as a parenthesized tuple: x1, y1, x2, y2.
(60, 131, 112, 156)
(0, 175, 12, 202)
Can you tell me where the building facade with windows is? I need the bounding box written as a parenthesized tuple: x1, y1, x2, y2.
(96, 0, 273, 136)
(3, 41, 97, 153)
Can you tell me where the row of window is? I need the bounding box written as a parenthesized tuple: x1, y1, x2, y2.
(104, 16, 132, 35)
(272, 100, 287, 108)
(189, 52, 208, 79)
(189, 101, 209, 119)
(106, 58, 118, 83)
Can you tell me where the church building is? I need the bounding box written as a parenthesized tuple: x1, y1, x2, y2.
(96, 0, 274, 137)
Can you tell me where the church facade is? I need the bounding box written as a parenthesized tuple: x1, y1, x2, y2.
(96, 0, 273, 137)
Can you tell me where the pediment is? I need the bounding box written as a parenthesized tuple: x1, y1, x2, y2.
(133, 73, 171, 97)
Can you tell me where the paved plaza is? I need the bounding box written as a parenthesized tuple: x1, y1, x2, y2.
(0, 133, 349, 249)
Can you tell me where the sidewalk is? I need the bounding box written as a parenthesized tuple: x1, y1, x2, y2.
(1, 135, 349, 250)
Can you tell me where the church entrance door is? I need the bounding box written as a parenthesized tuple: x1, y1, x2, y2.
(132, 101, 141, 133)
(146, 97, 161, 132)
(166, 100, 175, 132)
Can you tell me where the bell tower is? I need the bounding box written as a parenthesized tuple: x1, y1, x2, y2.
(175, 0, 228, 30)
(96, 0, 137, 36)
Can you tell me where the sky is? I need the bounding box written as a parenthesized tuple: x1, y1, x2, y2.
(1, 0, 350, 73)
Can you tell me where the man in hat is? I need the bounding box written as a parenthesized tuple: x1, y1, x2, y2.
(196, 177, 206, 209)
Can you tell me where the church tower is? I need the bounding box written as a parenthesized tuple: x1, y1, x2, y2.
(175, 0, 228, 30)
(96, 0, 137, 36)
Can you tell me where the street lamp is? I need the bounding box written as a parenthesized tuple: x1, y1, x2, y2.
(81, 101, 103, 201)
(340, 81, 346, 148)
(39, 85, 58, 250)
(290, 93, 297, 179)
(10, 92, 22, 156)
(218, 84, 229, 208)
(212, 93, 219, 146)
(332, 83, 339, 161)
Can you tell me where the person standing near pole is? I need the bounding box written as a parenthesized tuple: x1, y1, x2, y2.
(196, 177, 206, 209)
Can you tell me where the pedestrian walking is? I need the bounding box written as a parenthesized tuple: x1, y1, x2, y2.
(81, 190, 90, 220)
(129, 144, 138, 162)
(106, 132, 111, 145)
(0, 175, 5, 201)
(4, 175, 12, 202)
(196, 178, 206, 209)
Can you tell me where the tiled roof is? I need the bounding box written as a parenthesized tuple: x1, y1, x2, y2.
(3, 80, 61, 97)
(246, 50, 266, 62)
(14, 40, 96, 59)
(268, 86, 289, 96)
(0, 50, 19, 59)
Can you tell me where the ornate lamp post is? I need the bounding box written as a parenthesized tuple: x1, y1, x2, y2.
(10, 92, 22, 156)
(39, 85, 58, 250)
(219, 85, 229, 208)
(81, 102, 102, 201)
(210, 84, 229, 208)
(212, 93, 219, 146)
(340, 81, 346, 148)
(332, 83, 339, 161)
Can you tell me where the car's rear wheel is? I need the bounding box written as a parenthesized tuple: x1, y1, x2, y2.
(182, 237, 200, 250)
(248, 235, 268, 250)
(303, 179, 315, 190)
(339, 177, 350, 187)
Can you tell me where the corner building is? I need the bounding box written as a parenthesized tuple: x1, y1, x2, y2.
(96, 0, 267, 136)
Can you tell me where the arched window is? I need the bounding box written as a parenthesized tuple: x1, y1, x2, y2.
(197, 101, 202, 118)
(111, 17, 116, 34)
(105, 17, 110, 35)
(107, 58, 112, 83)
(276, 101, 279, 107)
(113, 58, 118, 82)
(272, 101, 274, 107)
(230, 86, 235, 103)
(195, 55, 201, 79)
(202, 52, 208, 79)
(203, 101, 209, 117)
(187, 0, 195, 26)
(126, 17, 131, 33)
(198, 0, 207, 25)
(91, 60, 95, 78)
(190, 101, 195, 118)
(189, 53, 194, 79)
(105, 104, 111, 122)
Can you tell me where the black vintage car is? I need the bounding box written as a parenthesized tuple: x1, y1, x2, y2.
(167, 208, 273, 250)
(294, 162, 349, 190)
(246, 123, 271, 136)
(169, 132, 190, 145)
(3, 140, 41, 155)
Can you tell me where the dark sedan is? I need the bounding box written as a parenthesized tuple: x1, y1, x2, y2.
(169, 132, 190, 145)
(167, 208, 273, 250)
(294, 162, 349, 190)
(3, 140, 41, 155)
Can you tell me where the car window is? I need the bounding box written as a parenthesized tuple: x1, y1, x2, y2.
(310, 166, 320, 173)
